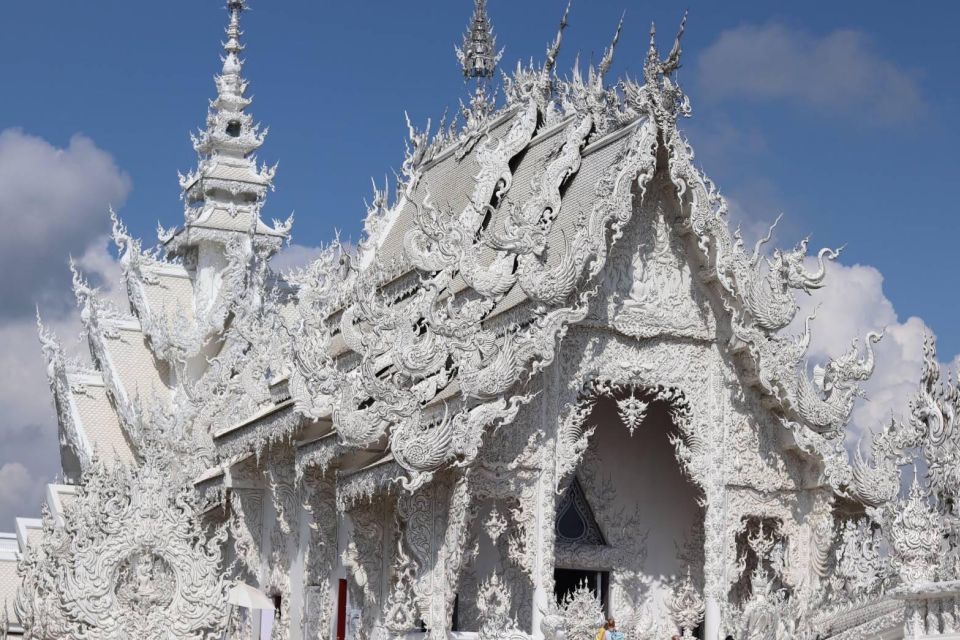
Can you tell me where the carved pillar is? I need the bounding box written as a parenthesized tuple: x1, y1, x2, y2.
(702, 365, 730, 640)
(531, 467, 555, 640)
(289, 499, 310, 640)
(703, 598, 721, 640)
(301, 470, 338, 640)
(433, 474, 475, 639)
(399, 472, 476, 639)
(262, 447, 301, 640)
(701, 486, 725, 640)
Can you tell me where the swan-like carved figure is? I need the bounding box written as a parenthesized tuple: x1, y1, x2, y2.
(731, 220, 841, 333)
(792, 331, 882, 435)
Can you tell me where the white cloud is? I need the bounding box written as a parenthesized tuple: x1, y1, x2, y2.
(0, 463, 46, 526)
(789, 260, 951, 448)
(0, 128, 129, 529)
(270, 243, 331, 274)
(0, 129, 130, 320)
(696, 24, 924, 125)
(0, 238, 126, 529)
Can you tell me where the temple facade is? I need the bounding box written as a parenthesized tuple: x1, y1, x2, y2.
(4, 2, 960, 640)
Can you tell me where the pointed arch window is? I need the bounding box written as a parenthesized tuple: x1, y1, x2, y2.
(555, 477, 606, 546)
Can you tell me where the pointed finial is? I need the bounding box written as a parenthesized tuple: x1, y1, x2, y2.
(647, 21, 658, 65)
(544, 0, 572, 76)
(598, 12, 625, 79)
(224, 1, 246, 53)
(645, 11, 688, 83)
(664, 10, 688, 74)
(458, 0, 499, 80)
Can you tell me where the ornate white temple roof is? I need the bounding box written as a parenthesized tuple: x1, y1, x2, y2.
(13, 3, 960, 639)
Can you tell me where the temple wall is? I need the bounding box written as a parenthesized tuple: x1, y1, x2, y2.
(457, 495, 534, 632)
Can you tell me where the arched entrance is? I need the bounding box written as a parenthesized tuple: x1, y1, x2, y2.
(554, 383, 703, 626)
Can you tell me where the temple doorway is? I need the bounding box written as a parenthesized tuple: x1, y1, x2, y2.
(557, 384, 703, 621)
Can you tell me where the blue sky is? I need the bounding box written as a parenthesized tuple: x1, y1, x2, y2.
(2, 1, 956, 350)
(0, 1, 957, 524)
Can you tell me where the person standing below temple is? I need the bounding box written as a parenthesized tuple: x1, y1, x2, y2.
(596, 618, 622, 640)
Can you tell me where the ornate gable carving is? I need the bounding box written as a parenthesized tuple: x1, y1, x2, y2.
(15, 451, 227, 639)
(601, 185, 715, 341)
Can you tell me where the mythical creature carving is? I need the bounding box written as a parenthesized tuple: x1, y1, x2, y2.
(552, 582, 605, 640)
(476, 573, 527, 640)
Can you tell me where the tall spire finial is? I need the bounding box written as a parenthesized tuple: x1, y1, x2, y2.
(457, 0, 501, 81)
(597, 12, 624, 80)
(544, 0, 572, 77)
(644, 11, 687, 84)
(171, 0, 288, 257)
(224, 1, 245, 56)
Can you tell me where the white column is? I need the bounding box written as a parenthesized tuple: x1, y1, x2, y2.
(703, 597, 721, 640)
(531, 472, 548, 640)
(288, 500, 311, 640)
(258, 487, 275, 640)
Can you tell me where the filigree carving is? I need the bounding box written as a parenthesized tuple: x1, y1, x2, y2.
(556, 582, 604, 640)
(890, 476, 942, 586)
(668, 570, 705, 638)
(476, 573, 527, 640)
(16, 450, 227, 639)
(484, 507, 508, 544)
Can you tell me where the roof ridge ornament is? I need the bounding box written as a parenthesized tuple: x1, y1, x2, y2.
(457, 0, 502, 81)
(633, 11, 690, 127)
(544, 0, 572, 78)
(644, 11, 687, 85)
(456, 0, 504, 141)
(597, 11, 624, 81)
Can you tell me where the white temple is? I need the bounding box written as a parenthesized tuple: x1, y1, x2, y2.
(3, 2, 960, 639)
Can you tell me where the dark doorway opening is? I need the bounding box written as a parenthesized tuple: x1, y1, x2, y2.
(554, 568, 609, 613)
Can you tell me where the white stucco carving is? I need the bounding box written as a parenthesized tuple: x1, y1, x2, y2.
(8, 3, 954, 640)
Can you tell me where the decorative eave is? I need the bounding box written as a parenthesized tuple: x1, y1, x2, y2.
(180, 165, 275, 202)
(212, 399, 319, 460)
(162, 222, 288, 259)
(71, 264, 146, 447)
(193, 451, 256, 502)
(335, 456, 403, 512)
(294, 431, 387, 482)
(37, 317, 93, 476)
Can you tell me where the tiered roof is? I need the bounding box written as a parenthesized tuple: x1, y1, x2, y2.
(35, 1, 881, 511)
(210, 6, 880, 505)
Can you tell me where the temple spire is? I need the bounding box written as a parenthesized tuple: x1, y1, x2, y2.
(169, 0, 288, 260)
(224, 0, 244, 55)
(456, 0, 503, 129)
(597, 12, 624, 80)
